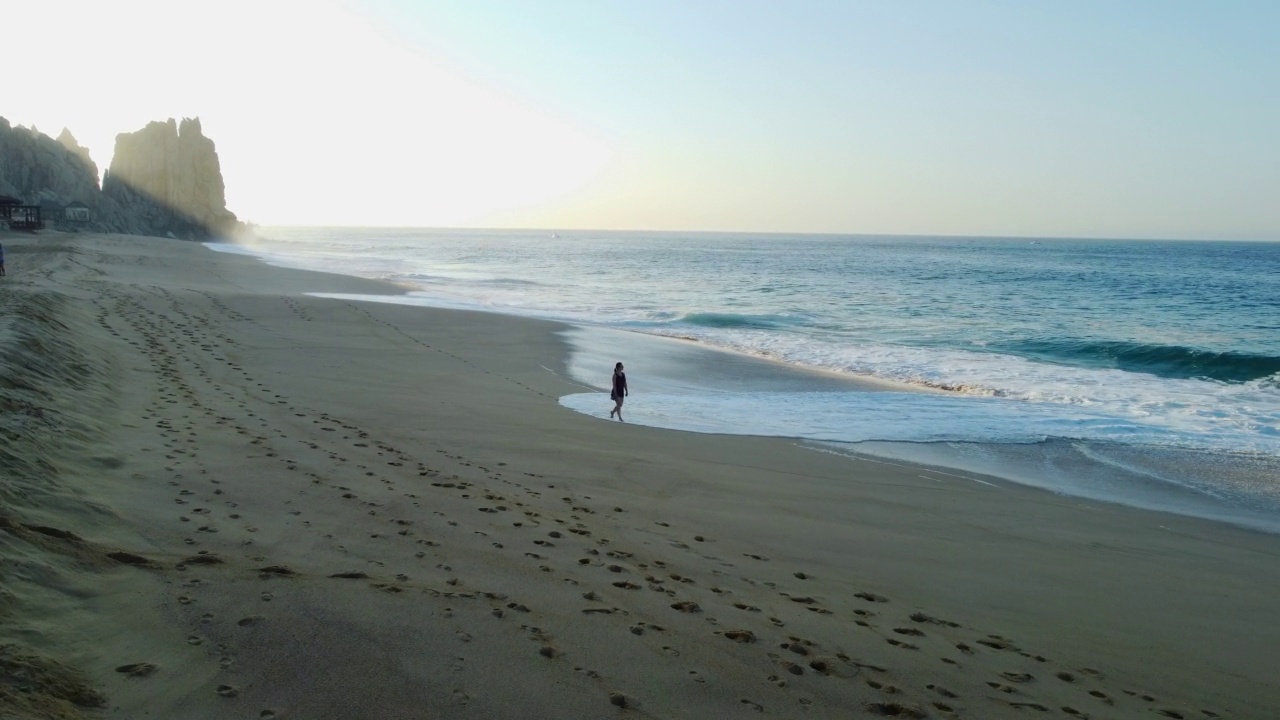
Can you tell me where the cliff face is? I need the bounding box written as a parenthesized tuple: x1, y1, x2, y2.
(0, 119, 101, 209)
(103, 118, 238, 238)
(0, 116, 240, 240)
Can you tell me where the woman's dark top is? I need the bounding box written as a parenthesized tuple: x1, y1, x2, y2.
(611, 371, 627, 399)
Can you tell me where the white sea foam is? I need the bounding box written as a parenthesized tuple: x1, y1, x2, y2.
(556, 388, 1277, 454)
(622, 326, 1280, 455)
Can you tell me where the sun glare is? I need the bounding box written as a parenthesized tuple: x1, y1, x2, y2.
(5, 0, 613, 227)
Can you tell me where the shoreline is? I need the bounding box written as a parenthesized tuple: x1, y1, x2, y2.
(298, 281, 1280, 535)
(212, 236, 1280, 533)
(3, 232, 1279, 718)
(556, 326, 1280, 535)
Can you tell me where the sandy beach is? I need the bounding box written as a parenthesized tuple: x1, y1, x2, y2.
(2, 231, 1278, 719)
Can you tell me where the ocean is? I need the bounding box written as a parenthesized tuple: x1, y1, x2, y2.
(209, 228, 1280, 531)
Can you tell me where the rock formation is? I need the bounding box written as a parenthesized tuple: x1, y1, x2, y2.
(0, 115, 240, 239)
(103, 118, 238, 238)
(0, 119, 100, 210)
(56, 128, 96, 175)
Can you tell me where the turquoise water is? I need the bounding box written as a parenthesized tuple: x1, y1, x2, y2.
(212, 228, 1280, 529)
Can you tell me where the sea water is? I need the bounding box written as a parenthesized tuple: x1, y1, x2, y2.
(210, 228, 1280, 530)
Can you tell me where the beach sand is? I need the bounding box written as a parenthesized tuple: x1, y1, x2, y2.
(2, 231, 1278, 719)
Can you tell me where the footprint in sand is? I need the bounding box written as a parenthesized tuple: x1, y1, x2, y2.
(976, 636, 1015, 650)
(865, 679, 900, 693)
(115, 663, 158, 677)
(781, 642, 809, 656)
(910, 611, 960, 627)
(806, 659, 838, 676)
(927, 684, 959, 698)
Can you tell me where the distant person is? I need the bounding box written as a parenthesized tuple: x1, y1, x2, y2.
(609, 362, 628, 421)
(0, 243, 5, 277)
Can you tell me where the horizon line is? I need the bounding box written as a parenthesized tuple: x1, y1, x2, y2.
(241, 224, 1280, 244)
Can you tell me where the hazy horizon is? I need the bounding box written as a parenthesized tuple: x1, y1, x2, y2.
(249, 224, 1278, 244)
(8, 1, 1279, 241)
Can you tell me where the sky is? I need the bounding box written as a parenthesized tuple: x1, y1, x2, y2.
(5, 0, 1279, 239)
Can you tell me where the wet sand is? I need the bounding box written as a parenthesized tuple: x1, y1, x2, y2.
(2, 231, 1278, 719)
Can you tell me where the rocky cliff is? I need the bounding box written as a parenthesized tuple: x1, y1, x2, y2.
(0, 116, 240, 239)
(103, 118, 239, 238)
(0, 119, 100, 210)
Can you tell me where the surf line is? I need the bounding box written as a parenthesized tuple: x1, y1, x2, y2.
(540, 364, 600, 392)
(919, 472, 1000, 488)
(799, 444, 1001, 490)
(921, 469, 1001, 488)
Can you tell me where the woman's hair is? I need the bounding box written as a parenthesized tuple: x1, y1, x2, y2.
(615, 362, 624, 370)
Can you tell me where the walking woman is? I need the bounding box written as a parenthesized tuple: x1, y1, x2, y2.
(609, 362, 628, 421)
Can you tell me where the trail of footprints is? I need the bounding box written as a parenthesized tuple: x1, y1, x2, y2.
(67, 276, 1225, 719)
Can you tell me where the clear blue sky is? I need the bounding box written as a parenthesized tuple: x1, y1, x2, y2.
(9, 1, 1279, 238)
(363, 0, 1280, 239)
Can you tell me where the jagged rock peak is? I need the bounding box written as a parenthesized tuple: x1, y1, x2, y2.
(56, 127, 80, 149)
(56, 127, 96, 174)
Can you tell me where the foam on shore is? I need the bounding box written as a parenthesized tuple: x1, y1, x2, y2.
(555, 325, 1280, 532)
